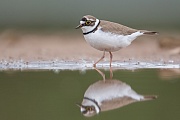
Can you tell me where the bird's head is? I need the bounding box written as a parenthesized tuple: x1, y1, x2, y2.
(76, 103, 98, 117)
(76, 15, 99, 33)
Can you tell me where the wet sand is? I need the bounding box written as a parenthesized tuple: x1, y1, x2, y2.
(0, 30, 180, 64)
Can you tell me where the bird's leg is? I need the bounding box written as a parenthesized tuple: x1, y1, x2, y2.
(94, 67, 106, 81)
(93, 51, 105, 67)
(109, 51, 113, 79)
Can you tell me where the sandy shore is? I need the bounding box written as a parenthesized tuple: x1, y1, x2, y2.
(0, 30, 180, 63)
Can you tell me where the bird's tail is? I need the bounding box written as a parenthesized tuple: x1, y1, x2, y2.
(142, 95, 158, 101)
(140, 30, 158, 35)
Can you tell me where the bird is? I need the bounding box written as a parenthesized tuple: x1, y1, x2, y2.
(76, 15, 158, 78)
(77, 79, 157, 117)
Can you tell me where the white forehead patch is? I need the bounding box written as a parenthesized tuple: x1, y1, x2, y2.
(80, 21, 85, 24)
(80, 107, 85, 112)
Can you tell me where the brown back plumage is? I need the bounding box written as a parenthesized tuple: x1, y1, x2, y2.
(99, 20, 158, 35)
(100, 20, 138, 35)
(100, 96, 138, 112)
(100, 95, 157, 112)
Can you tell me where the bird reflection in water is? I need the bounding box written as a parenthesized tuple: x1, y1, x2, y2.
(77, 68, 157, 117)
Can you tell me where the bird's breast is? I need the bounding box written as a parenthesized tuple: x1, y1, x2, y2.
(83, 29, 140, 52)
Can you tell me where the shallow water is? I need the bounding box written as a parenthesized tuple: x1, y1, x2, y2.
(0, 69, 180, 120)
(0, 60, 179, 70)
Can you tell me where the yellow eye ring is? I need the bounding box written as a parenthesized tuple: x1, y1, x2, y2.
(86, 107, 92, 111)
(85, 21, 91, 25)
(88, 107, 92, 111)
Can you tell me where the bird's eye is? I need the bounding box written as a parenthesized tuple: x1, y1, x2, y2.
(88, 107, 92, 111)
(85, 107, 92, 111)
(85, 21, 91, 25)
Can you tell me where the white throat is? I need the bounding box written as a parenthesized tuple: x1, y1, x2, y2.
(81, 19, 100, 34)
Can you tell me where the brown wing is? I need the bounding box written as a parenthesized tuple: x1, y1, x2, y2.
(100, 97, 138, 112)
(100, 20, 158, 35)
(100, 95, 157, 112)
(100, 20, 138, 35)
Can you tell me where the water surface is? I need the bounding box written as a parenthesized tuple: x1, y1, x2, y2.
(0, 69, 180, 120)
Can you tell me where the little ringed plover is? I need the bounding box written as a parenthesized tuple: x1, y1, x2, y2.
(76, 15, 158, 78)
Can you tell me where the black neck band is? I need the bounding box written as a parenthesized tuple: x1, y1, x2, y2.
(83, 97, 101, 111)
(83, 20, 101, 35)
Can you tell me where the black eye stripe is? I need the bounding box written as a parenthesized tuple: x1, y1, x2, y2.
(81, 17, 86, 21)
(82, 110, 87, 114)
(82, 23, 86, 27)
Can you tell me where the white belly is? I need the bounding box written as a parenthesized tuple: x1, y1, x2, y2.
(84, 29, 143, 52)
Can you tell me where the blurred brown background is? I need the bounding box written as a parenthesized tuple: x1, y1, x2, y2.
(0, 0, 180, 62)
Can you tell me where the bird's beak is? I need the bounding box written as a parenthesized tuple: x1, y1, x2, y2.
(76, 103, 86, 108)
(75, 24, 83, 29)
(76, 103, 82, 108)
